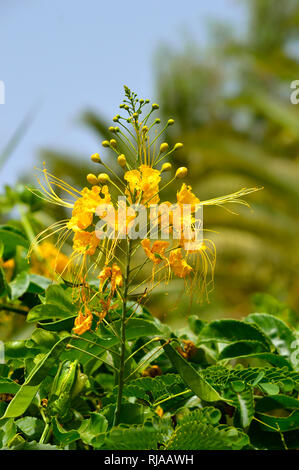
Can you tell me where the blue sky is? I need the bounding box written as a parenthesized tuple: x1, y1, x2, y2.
(0, 0, 245, 188)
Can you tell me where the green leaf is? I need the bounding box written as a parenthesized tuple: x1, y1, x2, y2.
(27, 304, 75, 323)
(256, 395, 299, 413)
(165, 408, 249, 450)
(0, 226, 29, 258)
(0, 378, 20, 394)
(105, 425, 161, 450)
(78, 412, 108, 448)
(4, 341, 40, 360)
(27, 274, 52, 294)
(9, 271, 30, 300)
(246, 314, 298, 367)
(15, 417, 44, 440)
(52, 418, 80, 447)
(259, 382, 280, 395)
(220, 352, 292, 369)
(256, 410, 299, 433)
(1, 336, 70, 418)
(162, 342, 223, 402)
(234, 387, 255, 428)
(218, 340, 268, 360)
(199, 319, 271, 348)
(0, 418, 17, 448)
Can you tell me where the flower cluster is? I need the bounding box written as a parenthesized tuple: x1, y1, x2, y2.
(32, 86, 261, 335)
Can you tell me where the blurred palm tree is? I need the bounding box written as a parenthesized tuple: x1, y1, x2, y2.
(33, 0, 299, 319)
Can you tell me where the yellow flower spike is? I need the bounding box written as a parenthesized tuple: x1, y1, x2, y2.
(161, 162, 172, 173)
(175, 167, 188, 179)
(97, 173, 110, 185)
(174, 142, 184, 151)
(117, 154, 127, 167)
(91, 153, 102, 164)
(160, 142, 169, 153)
(110, 139, 117, 148)
(102, 140, 110, 147)
(86, 173, 98, 186)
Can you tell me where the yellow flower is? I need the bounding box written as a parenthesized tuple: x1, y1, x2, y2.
(124, 164, 161, 205)
(169, 248, 193, 278)
(67, 185, 111, 232)
(176, 183, 200, 209)
(73, 308, 93, 335)
(72, 231, 99, 256)
(98, 263, 123, 294)
(141, 239, 169, 264)
(0, 258, 15, 282)
(111, 263, 123, 292)
(31, 241, 69, 279)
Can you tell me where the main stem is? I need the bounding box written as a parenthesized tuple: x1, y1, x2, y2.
(113, 238, 131, 426)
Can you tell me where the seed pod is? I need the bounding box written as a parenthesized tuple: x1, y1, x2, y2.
(175, 167, 188, 179)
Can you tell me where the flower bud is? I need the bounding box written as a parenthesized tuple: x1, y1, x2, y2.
(113, 115, 120, 122)
(167, 119, 175, 126)
(110, 139, 117, 148)
(142, 125, 149, 133)
(175, 167, 188, 179)
(109, 126, 115, 132)
(133, 112, 139, 119)
(97, 173, 110, 184)
(174, 142, 184, 151)
(102, 140, 110, 147)
(91, 153, 101, 163)
(161, 163, 172, 172)
(117, 154, 127, 167)
(154, 118, 161, 124)
(86, 173, 98, 185)
(160, 142, 169, 153)
(152, 103, 159, 110)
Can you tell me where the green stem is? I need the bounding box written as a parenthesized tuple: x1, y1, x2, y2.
(113, 238, 131, 426)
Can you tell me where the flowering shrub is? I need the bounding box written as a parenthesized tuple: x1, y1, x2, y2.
(0, 88, 298, 450)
